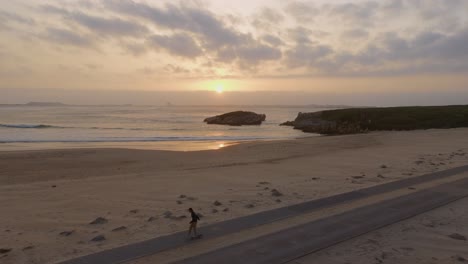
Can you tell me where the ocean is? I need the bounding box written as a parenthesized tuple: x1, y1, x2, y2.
(0, 105, 329, 151)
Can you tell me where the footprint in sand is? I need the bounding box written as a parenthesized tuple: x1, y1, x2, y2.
(89, 217, 108, 225)
(448, 233, 467, 241)
(90, 235, 106, 242)
(271, 189, 283, 197)
(0, 248, 12, 254)
(59, 230, 75, 237)
(111, 226, 127, 232)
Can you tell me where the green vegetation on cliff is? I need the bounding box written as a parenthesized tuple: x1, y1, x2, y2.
(283, 105, 468, 134)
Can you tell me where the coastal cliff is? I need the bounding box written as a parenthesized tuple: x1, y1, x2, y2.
(282, 105, 468, 135)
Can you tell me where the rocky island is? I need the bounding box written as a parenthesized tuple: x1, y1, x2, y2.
(282, 105, 468, 135)
(204, 111, 266, 126)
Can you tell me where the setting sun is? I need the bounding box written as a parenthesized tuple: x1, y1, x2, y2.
(216, 84, 224, 94)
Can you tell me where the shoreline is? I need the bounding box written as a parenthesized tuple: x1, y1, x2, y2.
(0, 140, 240, 152)
(0, 137, 318, 152)
(0, 139, 252, 152)
(1, 128, 468, 264)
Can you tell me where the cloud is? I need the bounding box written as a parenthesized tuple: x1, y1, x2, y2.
(164, 64, 190, 74)
(285, 43, 333, 68)
(341, 29, 369, 40)
(41, 4, 148, 38)
(96, 1, 468, 75)
(371, 29, 468, 63)
(84, 63, 102, 70)
(236, 44, 282, 64)
(0, 10, 35, 31)
(327, 2, 379, 26)
(262, 34, 283, 46)
(121, 41, 147, 56)
(3, 0, 468, 80)
(411, 31, 444, 47)
(0, 10, 35, 25)
(148, 33, 203, 58)
(136, 67, 156, 75)
(258, 7, 284, 23)
(251, 7, 285, 30)
(68, 12, 149, 37)
(104, 1, 284, 66)
(40, 4, 70, 15)
(45, 27, 94, 47)
(212, 37, 282, 66)
(285, 1, 318, 23)
(409, 0, 465, 20)
(287, 27, 314, 44)
(284, 26, 468, 76)
(104, 1, 242, 49)
(277, 0, 468, 77)
(418, 29, 468, 60)
(215, 47, 237, 63)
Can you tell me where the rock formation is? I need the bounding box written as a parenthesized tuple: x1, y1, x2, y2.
(280, 111, 362, 135)
(282, 105, 468, 135)
(204, 111, 266, 126)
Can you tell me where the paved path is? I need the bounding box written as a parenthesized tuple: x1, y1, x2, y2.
(175, 177, 468, 264)
(57, 165, 468, 264)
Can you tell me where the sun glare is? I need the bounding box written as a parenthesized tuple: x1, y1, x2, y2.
(216, 84, 224, 94)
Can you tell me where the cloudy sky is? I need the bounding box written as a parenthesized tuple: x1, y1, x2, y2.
(1, 0, 468, 105)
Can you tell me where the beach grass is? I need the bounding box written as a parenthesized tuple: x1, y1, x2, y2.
(320, 105, 468, 131)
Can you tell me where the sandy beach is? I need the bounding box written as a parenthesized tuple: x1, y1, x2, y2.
(1, 128, 468, 264)
(299, 196, 468, 264)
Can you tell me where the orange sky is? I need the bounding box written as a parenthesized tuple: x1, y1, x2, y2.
(1, 0, 468, 104)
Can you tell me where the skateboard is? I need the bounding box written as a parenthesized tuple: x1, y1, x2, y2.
(187, 234, 203, 241)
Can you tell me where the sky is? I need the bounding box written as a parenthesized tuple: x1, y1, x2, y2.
(1, 0, 468, 105)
